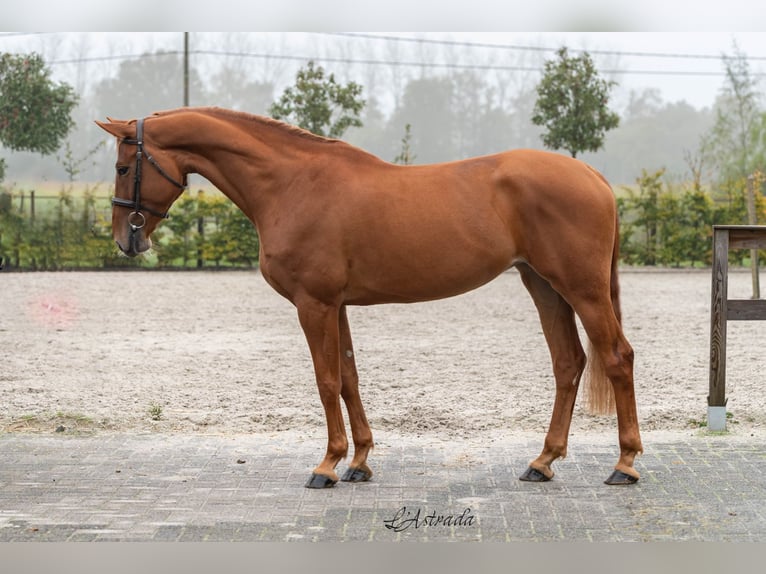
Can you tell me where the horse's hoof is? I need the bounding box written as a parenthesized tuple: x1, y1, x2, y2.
(604, 469, 639, 485)
(305, 473, 337, 489)
(341, 467, 372, 483)
(519, 467, 551, 482)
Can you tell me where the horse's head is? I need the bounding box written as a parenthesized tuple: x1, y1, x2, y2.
(96, 116, 187, 257)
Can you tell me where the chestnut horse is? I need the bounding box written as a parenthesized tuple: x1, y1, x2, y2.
(97, 107, 642, 487)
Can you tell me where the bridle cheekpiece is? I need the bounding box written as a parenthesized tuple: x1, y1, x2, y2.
(111, 117, 186, 230)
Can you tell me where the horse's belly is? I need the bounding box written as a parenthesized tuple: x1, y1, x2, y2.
(345, 246, 514, 305)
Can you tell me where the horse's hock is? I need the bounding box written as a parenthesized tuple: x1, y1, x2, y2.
(709, 225, 766, 431)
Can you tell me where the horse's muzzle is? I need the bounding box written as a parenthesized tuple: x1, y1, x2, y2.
(117, 240, 141, 258)
(116, 227, 150, 257)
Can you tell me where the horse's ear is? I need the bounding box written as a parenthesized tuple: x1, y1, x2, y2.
(106, 116, 132, 124)
(95, 119, 132, 139)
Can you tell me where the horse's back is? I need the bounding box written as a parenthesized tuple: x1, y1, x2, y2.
(333, 149, 614, 305)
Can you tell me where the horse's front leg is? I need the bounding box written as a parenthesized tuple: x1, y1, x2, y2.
(296, 298, 348, 488)
(338, 305, 374, 483)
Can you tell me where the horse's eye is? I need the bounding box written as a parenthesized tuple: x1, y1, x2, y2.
(116, 166, 129, 176)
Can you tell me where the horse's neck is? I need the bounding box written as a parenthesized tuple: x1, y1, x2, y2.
(177, 111, 297, 169)
(172, 111, 306, 216)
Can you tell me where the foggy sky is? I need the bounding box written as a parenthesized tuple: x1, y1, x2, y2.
(1, 31, 764, 114)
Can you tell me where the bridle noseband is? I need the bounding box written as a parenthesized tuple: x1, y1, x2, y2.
(111, 117, 186, 230)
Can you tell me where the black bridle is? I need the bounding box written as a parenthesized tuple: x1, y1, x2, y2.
(111, 117, 186, 230)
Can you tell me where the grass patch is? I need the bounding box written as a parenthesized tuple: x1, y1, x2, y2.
(687, 417, 707, 428)
(148, 403, 164, 421)
(4, 411, 106, 433)
(688, 411, 739, 434)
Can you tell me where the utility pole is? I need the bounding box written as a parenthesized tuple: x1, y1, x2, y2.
(183, 32, 190, 107)
(183, 33, 201, 267)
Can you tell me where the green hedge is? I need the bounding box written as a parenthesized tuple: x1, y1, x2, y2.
(0, 190, 259, 270)
(1, 177, 762, 271)
(618, 170, 765, 267)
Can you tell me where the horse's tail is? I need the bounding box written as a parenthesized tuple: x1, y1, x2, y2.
(583, 209, 621, 415)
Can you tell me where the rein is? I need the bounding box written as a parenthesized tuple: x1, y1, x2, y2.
(111, 117, 186, 230)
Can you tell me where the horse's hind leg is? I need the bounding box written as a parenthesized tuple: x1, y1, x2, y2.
(338, 306, 374, 483)
(574, 298, 643, 484)
(517, 265, 586, 482)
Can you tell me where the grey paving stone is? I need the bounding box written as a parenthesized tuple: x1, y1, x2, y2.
(0, 432, 765, 541)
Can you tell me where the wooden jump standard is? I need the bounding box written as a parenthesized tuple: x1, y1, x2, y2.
(709, 225, 766, 430)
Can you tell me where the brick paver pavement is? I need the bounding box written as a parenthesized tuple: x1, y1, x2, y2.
(1, 430, 764, 542)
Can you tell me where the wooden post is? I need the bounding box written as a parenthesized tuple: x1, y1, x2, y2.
(708, 227, 729, 430)
(197, 189, 204, 268)
(14, 192, 22, 268)
(746, 175, 760, 299)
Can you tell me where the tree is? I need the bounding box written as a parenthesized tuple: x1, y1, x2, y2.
(586, 95, 713, 184)
(269, 61, 365, 138)
(393, 123, 415, 165)
(701, 43, 765, 297)
(0, 53, 78, 181)
(703, 42, 765, 183)
(85, 51, 209, 181)
(628, 168, 665, 266)
(532, 47, 619, 158)
(387, 76, 456, 163)
(384, 74, 516, 164)
(204, 67, 273, 114)
(91, 51, 206, 119)
(451, 70, 514, 158)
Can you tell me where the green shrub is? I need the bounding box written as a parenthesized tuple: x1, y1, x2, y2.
(0, 189, 260, 270)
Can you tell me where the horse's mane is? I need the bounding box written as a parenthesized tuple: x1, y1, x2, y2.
(154, 106, 341, 145)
